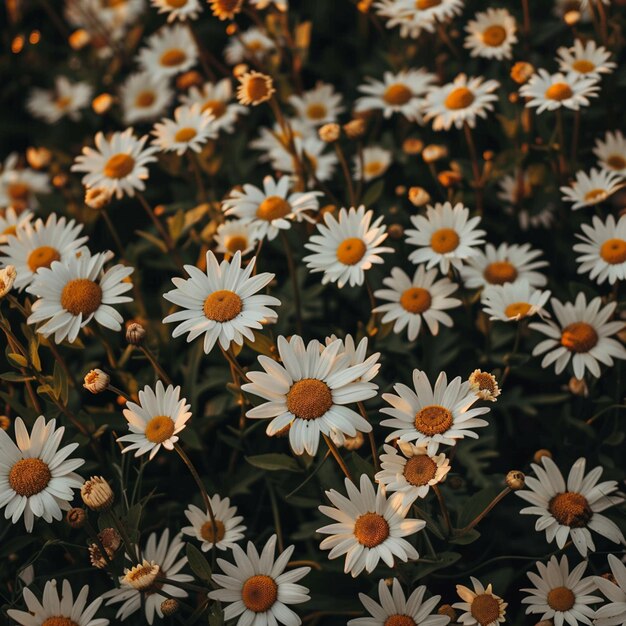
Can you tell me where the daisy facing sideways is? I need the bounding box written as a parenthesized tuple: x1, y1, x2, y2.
(530, 293, 626, 379)
(519, 70, 599, 114)
(8, 579, 109, 626)
(0, 207, 32, 244)
(354, 146, 393, 182)
(373, 264, 461, 341)
(162, 250, 280, 354)
(0, 416, 84, 532)
(560, 168, 624, 210)
(380, 369, 490, 454)
(453, 578, 507, 626)
(593, 130, 626, 176)
(26, 249, 133, 344)
(137, 24, 198, 78)
(151, 0, 202, 22)
(516, 455, 624, 557)
(481, 279, 551, 322)
(0, 152, 50, 210)
(209, 534, 310, 626)
(556, 38, 616, 79)
(317, 474, 425, 577)
(348, 578, 450, 626)
(242, 334, 378, 456)
(464, 8, 518, 61)
(117, 381, 192, 460)
(214, 219, 259, 257)
(26, 75, 93, 124)
(593, 555, 626, 626)
(304, 205, 393, 288)
(151, 103, 217, 155)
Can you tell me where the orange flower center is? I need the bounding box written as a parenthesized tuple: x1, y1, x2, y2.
(135, 91, 156, 108)
(504, 302, 532, 319)
(482, 25, 507, 46)
(144, 415, 175, 444)
(60, 278, 103, 316)
(414, 405, 453, 436)
(174, 127, 198, 142)
(104, 153, 135, 179)
(471, 372, 497, 395)
(606, 154, 626, 170)
(9, 458, 51, 497)
(600, 238, 626, 264)
(384, 616, 417, 626)
(584, 188, 607, 203)
(444, 87, 475, 110)
(306, 103, 328, 120)
(256, 196, 291, 221)
(27, 245, 60, 272)
(336, 237, 367, 265)
(8, 182, 30, 201)
(353, 512, 390, 548)
(470, 594, 501, 626)
(415, 0, 441, 8)
(400, 287, 432, 314)
(202, 100, 227, 118)
(403, 455, 437, 486)
(483, 261, 518, 285)
(572, 59, 595, 74)
(545, 83, 573, 101)
(286, 378, 333, 420)
(225, 235, 249, 253)
(42, 619, 79, 626)
(430, 228, 460, 254)
(55, 96, 72, 109)
(383, 84, 413, 106)
(160, 48, 187, 67)
(560, 322, 598, 353)
(2, 224, 17, 236)
(245, 75, 272, 103)
(364, 161, 384, 176)
(166, 0, 188, 7)
(200, 519, 226, 542)
(549, 492, 593, 528)
(203, 289, 243, 322)
(241, 575, 278, 613)
(547, 586, 576, 612)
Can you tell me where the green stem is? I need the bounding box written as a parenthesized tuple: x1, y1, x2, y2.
(323, 433, 353, 482)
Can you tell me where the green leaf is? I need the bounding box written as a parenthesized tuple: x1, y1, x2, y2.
(208, 602, 224, 626)
(456, 485, 503, 528)
(136, 230, 168, 253)
(28, 336, 41, 372)
(449, 528, 481, 545)
(350, 452, 374, 480)
(0, 372, 36, 382)
(168, 208, 185, 242)
(245, 453, 302, 473)
(186, 542, 212, 581)
(8, 352, 28, 368)
(361, 179, 385, 206)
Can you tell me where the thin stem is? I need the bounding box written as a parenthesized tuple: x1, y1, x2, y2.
(219, 345, 247, 382)
(48, 342, 79, 390)
(101, 209, 125, 258)
(322, 433, 353, 482)
(521, 0, 530, 44)
(357, 402, 379, 472)
(463, 122, 483, 215)
(596, 0, 609, 46)
(287, 560, 322, 570)
(432, 485, 452, 537)
(458, 487, 512, 534)
(334, 143, 356, 207)
(137, 194, 184, 270)
(139, 345, 173, 386)
(267, 481, 284, 553)
(570, 109, 581, 168)
(189, 152, 207, 203)
(108, 384, 131, 403)
(280, 230, 303, 336)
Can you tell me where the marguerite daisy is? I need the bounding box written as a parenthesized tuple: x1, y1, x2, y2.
(560, 168, 624, 210)
(289, 82, 344, 127)
(137, 24, 197, 78)
(481, 279, 551, 322)
(354, 146, 393, 182)
(0, 153, 50, 210)
(162, 250, 280, 354)
(519, 70, 599, 113)
(119, 72, 174, 125)
(26, 76, 92, 124)
(593, 555, 626, 626)
(214, 219, 259, 257)
(224, 27, 276, 65)
(556, 39, 616, 78)
(453, 578, 507, 626)
(374, 0, 439, 40)
(317, 474, 425, 577)
(0, 206, 32, 244)
(464, 8, 517, 60)
(152, 103, 217, 155)
(151, 0, 202, 21)
(380, 369, 490, 454)
(209, 0, 243, 20)
(516, 455, 624, 556)
(593, 130, 626, 176)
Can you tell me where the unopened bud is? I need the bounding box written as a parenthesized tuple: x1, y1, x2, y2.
(176, 70, 203, 91)
(126, 322, 146, 345)
(0, 415, 10, 431)
(564, 10, 581, 26)
(511, 62, 535, 85)
(81, 476, 114, 511)
(85, 187, 111, 210)
(568, 377, 588, 398)
(26, 147, 52, 170)
(92, 93, 113, 115)
(342, 431, 365, 451)
(533, 449, 552, 464)
(438, 605, 457, 621)
(422, 144, 448, 163)
(343, 118, 366, 139)
(69, 29, 91, 50)
(506, 470, 525, 490)
(83, 369, 110, 394)
(161, 599, 180, 616)
(319, 123, 340, 143)
(387, 224, 404, 240)
(66, 507, 86, 529)
(403, 138, 424, 155)
(439, 170, 462, 187)
(408, 186, 430, 207)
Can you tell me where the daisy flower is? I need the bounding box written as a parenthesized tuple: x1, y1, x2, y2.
(26, 249, 133, 344)
(326, 334, 381, 383)
(117, 381, 192, 460)
(453, 578, 507, 626)
(521, 555, 601, 626)
(464, 8, 518, 60)
(71, 128, 159, 199)
(556, 39, 616, 78)
(242, 335, 378, 456)
(376, 441, 451, 499)
(317, 474, 425, 577)
(162, 250, 280, 354)
(468, 370, 501, 402)
(530, 293, 626, 379)
(574, 214, 626, 285)
(209, 0, 243, 20)
(0, 153, 50, 210)
(151, 0, 202, 21)
(561, 168, 624, 210)
(374, 0, 438, 40)
(236, 70, 275, 106)
(180, 78, 247, 134)
(0, 206, 33, 244)
(224, 27, 275, 65)
(222, 175, 321, 241)
(26, 76, 92, 124)
(104, 529, 193, 625)
(380, 369, 490, 454)
(354, 146, 392, 182)
(7, 579, 109, 626)
(137, 24, 198, 78)
(423, 73, 500, 131)
(405, 202, 486, 274)
(208, 534, 310, 626)
(304, 205, 393, 288)
(373, 265, 461, 341)
(0, 213, 88, 291)
(593, 130, 626, 176)
(348, 578, 450, 626)
(152, 104, 217, 155)
(250, 0, 288, 9)
(519, 70, 599, 114)
(119, 72, 173, 125)
(215, 220, 259, 257)
(516, 455, 624, 557)
(481, 279, 551, 322)
(460, 242, 548, 289)
(289, 82, 344, 127)
(593, 555, 626, 626)
(182, 495, 246, 552)
(355, 69, 437, 122)
(0, 415, 84, 533)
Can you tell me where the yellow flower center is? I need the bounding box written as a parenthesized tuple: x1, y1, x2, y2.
(8, 182, 30, 201)
(572, 59, 595, 74)
(430, 228, 460, 254)
(245, 75, 272, 103)
(166, 0, 188, 7)
(548, 492, 593, 528)
(504, 302, 532, 319)
(584, 188, 607, 204)
(225, 235, 249, 253)
(242, 575, 278, 613)
(135, 91, 156, 108)
(202, 100, 227, 118)
(9, 458, 51, 497)
(306, 103, 328, 120)
(607, 154, 626, 170)
(256, 196, 292, 221)
(286, 378, 333, 420)
(471, 372, 498, 395)
(145, 415, 175, 444)
(414, 405, 453, 436)
(42, 619, 79, 626)
(547, 586, 576, 612)
(364, 161, 384, 177)
(385, 616, 417, 626)
(600, 238, 626, 264)
(444, 87, 475, 110)
(403, 455, 437, 486)
(160, 48, 187, 67)
(483, 261, 518, 285)
(104, 153, 135, 179)
(415, 0, 441, 8)
(60, 278, 103, 316)
(200, 519, 226, 542)
(545, 83, 573, 101)
(174, 127, 198, 142)
(383, 84, 413, 106)
(2, 224, 17, 236)
(400, 287, 432, 314)
(470, 594, 501, 626)
(203, 290, 243, 322)
(353, 512, 390, 548)
(482, 25, 507, 46)
(55, 96, 72, 109)
(336, 237, 366, 265)
(27, 245, 60, 272)
(561, 322, 598, 353)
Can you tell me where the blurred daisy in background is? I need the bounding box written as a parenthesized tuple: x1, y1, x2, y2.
(520, 70, 599, 113)
(481, 279, 551, 322)
(236, 70, 275, 106)
(0, 207, 32, 244)
(464, 8, 517, 60)
(137, 24, 198, 78)
(152, 104, 217, 155)
(224, 26, 275, 65)
(556, 39, 616, 78)
(0, 153, 50, 210)
(214, 220, 259, 257)
(593, 130, 626, 176)
(453, 578, 507, 626)
(354, 146, 392, 182)
(497, 170, 556, 231)
(209, 0, 243, 20)
(593, 555, 626, 626)
(561, 168, 624, 210)
(26, 76, 92, 124)
(289, 82, 344, 127)
(120, 72, 173, 125)
(373, 265, 461, 340)
(151, 0, 202, 22)
(249, 0, 288, 9)
(374, 0, 439, 39)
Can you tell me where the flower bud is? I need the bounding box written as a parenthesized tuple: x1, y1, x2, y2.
(85, 187, 111, 210)
(126, 322, 146, 345)
(319, 123, 340, 143)
(69, 29, 91, 50)
(408, 186, 431, 207)
(0, 265, 17, 298)
(403, 138, 424, 155)
(511, 61, 535, 85)
(422, 144, 448, 163)
(438, 605, 457, 621)
(83, 369, 110, 394)
(161, 599, 180, 617)
(533, 449, 552, 464)
(66, 507, 86, 529)
(438, 170, 462, 187)
(506, 470, 525, 490)
(92, 93, 113, 115)
(123, 561, 160, 591)
(81, 476, 114, 511)
(26, 147, 52, 170)
(342, 431, 365, 451)
(568, 377, 588, 398)
(0, 415, 10, 431)
(176, 70, 203, 91)
(343, 118, 366, 139)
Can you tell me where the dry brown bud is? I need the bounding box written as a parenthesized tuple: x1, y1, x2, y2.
(66, 507, 86, 529)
